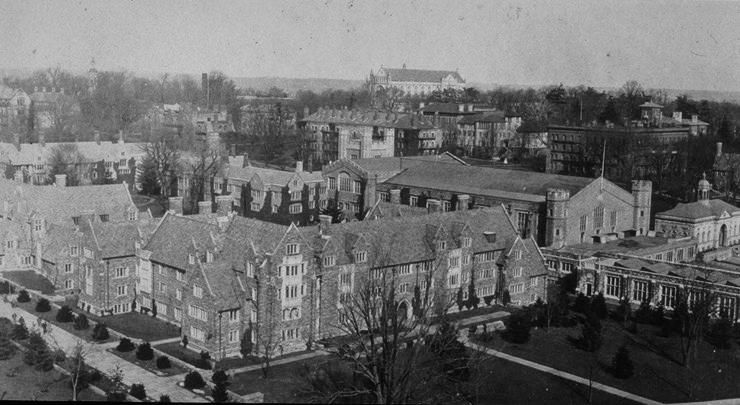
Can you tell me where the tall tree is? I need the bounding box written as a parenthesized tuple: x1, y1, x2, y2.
(142, 128, 181, 198)
(46, 143, 86, 185)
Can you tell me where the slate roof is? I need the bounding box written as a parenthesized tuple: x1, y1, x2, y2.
(383, 162, 595, 203)
(197, 261, 245, 311)
(381, 68, 464, 84)
(553, 236, 696, 258)
(0, 141, 146, 165)
(304, 108, 439, 129)
(226, 165, 324, 185)
(364, 201, 429, 220)
(89, 221, 141, 259)
(144, 213, 221, 270)
(421, 103, 479, 115)
(0, 85, 27, 101)
(656, 199, 740, 221)
(0, 178, 137, 225)
(457, 111, 507, 125)
(324, 153, 467, 182)
(609, 256, 740, 287)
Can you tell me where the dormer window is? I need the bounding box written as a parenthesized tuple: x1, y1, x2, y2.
(286, 243, 299, 255)
(323, 255, 336, 267)
(437, 241, 447, 251)
(462, 237, 472, 248)
(188, 254, 195, 265)
(354, 251, 367, 263)
(70, 246, 78, 256)
(206, 251, 213, 263)
(99, 214, 109, 223)
(129, 211, 136, 221)
(193, 284, 203, 298)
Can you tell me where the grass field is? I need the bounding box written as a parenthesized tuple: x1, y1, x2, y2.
(2, 271, 55, 295)
(83, 312, 180, 342)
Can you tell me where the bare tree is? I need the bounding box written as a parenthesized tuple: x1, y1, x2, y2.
(142, 128, 181, 198)
(674, 279, 718, 369)
(47, 143, 87, 185)
(69, 342, 89, 401)
(182, 135, 227, 210)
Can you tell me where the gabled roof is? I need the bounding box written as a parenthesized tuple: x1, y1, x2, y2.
(383, 162, 595, 203)
(457, 111, 507, 125)
(144, 213, 221, 270)
(656, 199, 740, 221)
(381, 68, 464, 84)
(226, 165, 323, 185)
(323, 153, 467, 182)
(0, 141, 146, 165)
(364, 200, 429, 220)
(0, 85, 28, 101)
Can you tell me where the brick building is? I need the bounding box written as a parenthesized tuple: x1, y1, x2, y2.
(377, 162, 652, 247)
(456, 111, 522, 157)
(322, 154, 467, 219)
(138, 202, 550, 359)
(369, 66, 465, 96)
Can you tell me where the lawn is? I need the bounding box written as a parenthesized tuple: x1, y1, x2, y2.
(0, 352, 104, 401)
(215, 349, 314, 371)
(2, 271, 56, 295)
(15, 299, 114, 344)
(107, 345, 189, 377)
(154, 341, 212, 370)
(435, 303, 509, 323)
(83, 312, 180, 342)
(228, 352, 631, 404)
(475, 317, 740, 403)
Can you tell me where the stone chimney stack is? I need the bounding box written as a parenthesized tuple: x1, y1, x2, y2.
(230, 144, 236, 157)
(215, 195, 233, 216)
(390, 189, 401, 205)
(458, 104, 464, 113)
(242, 153, 251, 168)
(363, 175, 377, 211)
(457, 194, 470, 211)
(12, 133, 20, 151)
(303, 106, 310, 119)
(717, 142, 723, 157)
(198, 200, 213, 214)
(427, 199, 441, 214)
(54, 174, 67, 187)
(38, 132, 45, 147)
(94, 131, 101, 145)
(319, 214, 332, 236)
(168, 197, 183, 215)
(295, 161, 303, 173)
(672, 111, 683, 123)
(117, 130, 124, 145)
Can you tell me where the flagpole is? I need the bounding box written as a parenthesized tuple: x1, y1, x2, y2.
(600, 139, 606, 189)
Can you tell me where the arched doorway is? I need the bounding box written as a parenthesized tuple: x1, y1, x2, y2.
(720, 224, 728, 247)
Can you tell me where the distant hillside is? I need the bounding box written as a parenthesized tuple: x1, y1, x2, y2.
(232, 77, 364, 95)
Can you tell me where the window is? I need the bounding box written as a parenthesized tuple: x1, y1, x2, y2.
(610, 210, 618, 227)
(309, 200, 316, 209)
(660, 285, 677, 308)
(475, 251, 498, 263)
(510, 283, 524, 294)
(449, 256, 460, 268)
(272, 204, 279, 213)
(398, 264, 411, 275)
(291, 191, 302, 200)
(158, 282, 166, 293)
(580, 214, 588, 232)
(281, 328, 300, 341)
(370, 268, 383, 279)
(188, 254, 195, 265)
(33, 219, 42, 231)
(176, 289, 182, 301)
(251, 202, 261, 211)
(176, 270, 183, 281)
(379, 192, 390, 202)
(462, 255, 471, 266)
(632, 280, 649, 302)
(409, 196, 418, 206)
(190, 326, 205, 341)
(719, 296, 736, 319)
(193, 285, 203, 298)
(280, 264, 301, 277)
(284, 285, 299, 299)
(448, 274, 459, 287)
(339, 173, 352, 192)
(64, 263, 73, 273)
(354, 251, 367, 263)
(116, 285, 127, 296)
(442, 201, 451, 212)
(227, 309, 239, 322)
(437, 241, 447, 251)
(188, 305, 208, 321)
(65, 279, 73, 289)
(666, 251, 674, 262)
(339, 292, 352, 304)
(129, 211, 136, 221)
(399, 283, 409, 293)
(228, 329, 239, 343)
(353, 180, 362, 194)
(328, 177, 337, 190)
(462, 237, 472, 248)
(605, 275, 621, 298)
(114, 267, 127, 278)
(593, 205, 604, 230)
(286, 243, 300, 255)
(289, 203, 303, 214)
(323, 256, 335, 267)
(70, 246, 78, 256)
(83, 248, 92, 258)
(340, 273, 352, 287)
(516, 212, 530, 238)
(99, 214, 109, 222)
(513, 267, 523, 277)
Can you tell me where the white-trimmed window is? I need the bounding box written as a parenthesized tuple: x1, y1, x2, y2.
(354, 251, 367, 263)
(193, 285, 203, 298)
(176, 271, 183, 281)
(188, 304, 208, 321)
(174, 307, 182, 321)
(190, 326, 205, 341)
(65, 279, 74, 289)
(227, 309, 239, 322)
(289, 203, 302, 214)
(228, 329, 239, 343)
(398, 264, 411, 275)
(510, 283, 524, 294)
(246, 262, 254, 277)
(605, 275, 621, 298)
(114, 267, 127, 278)
(176, 289, 182, 301)
(340, 273, 352, 287)
(660, 285, 677, 309)
(632, 280, 649, 302)
(513, 267, 523, 277)
(286, 243, 300, 255)
(291, 191, 302, 201)
(323, 255, 335, 267)
(64, 263, 73, 273)
(116, 285, 127, 296)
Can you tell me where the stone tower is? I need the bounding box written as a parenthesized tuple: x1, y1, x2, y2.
(631, 180, 652, 235)
(546, 188, 570, 248)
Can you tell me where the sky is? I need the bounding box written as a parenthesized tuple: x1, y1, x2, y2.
(2, 0, 740, 91)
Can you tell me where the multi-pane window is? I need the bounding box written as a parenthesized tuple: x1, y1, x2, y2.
(286, 243, 300, 255)
(99, 214, 109, 222)
(323, 256, 335, 267)
(449, 256, 460, 268)
(610, 210, 618, 228)
(379, 192, 390, 202)
(398, 264, 411, 275)
(409, 196, 418, 206)
(176, 271, 183, 281)
(70, 246, 78, 256)
(193, 285, 203, 298)
(579, 215, 588, 232)
(328, 177, 337, 190)
(281, 328, 300, 341)
(64, 263, 73, 273)
(513, 267, 523, 277)
(339, 173, 352, 192)
(229, 329, 239, 343)
(188, 305, 208, 321)
(475, 251, 498, 263)
(290, 191, 302, 201)
(632, 280, 649, 302)
(660, 285, 677, 308)
(289, 203, 302, 214)
(227, 309, 239, 322)
(442, 201, 451, 212)
(158, 282, 166, 293)
(399, 283, 409, 293)
(284, 285, 299, 299)
(251, 202, 261, 211)
(65, 279, 74, 289)
(462, 237, 472, 248)
(114, 267, 127, 278)
(340, 273, 352, 287)
(719, 296, 736, 319)
(280, 264, 303, 277)
(509, 283, 524, 294)
(605, 275, 621, 298)
(176, 289, 182, 301)
(593, 205, 604, 230)
(448, 274, 459, 287)
(116, 285, 127, 296)
(516, 212, 530, 238)
(355, 251, 367, 263)
(190, 326, 205, 341)
(353, 180, 362, 194)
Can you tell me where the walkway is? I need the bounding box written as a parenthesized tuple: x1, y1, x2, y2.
(0, 299, 206, 403)
(465, 341, 662, 405)
(228, 349, 329, 375)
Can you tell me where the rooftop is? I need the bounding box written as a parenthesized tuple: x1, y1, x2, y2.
(550, 235, 696, 258)
(303, 108, 438, 129)
(323, 153, 467, 182)
(656, 199, 740, 221)
(0, 141, 146, 165)
(379, 67, 464, 84)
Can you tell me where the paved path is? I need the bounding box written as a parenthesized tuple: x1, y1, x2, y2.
(465, 341, 662, 405)
(228, 349, 329, 375)
(0, 299, 207, 403)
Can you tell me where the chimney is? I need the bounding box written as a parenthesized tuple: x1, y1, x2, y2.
(117, 130, 124, 145)
(427, 199, 441, 214)
(42, 86, 46, 93)
(457, 194, 470, 211)
(168, 197, 183, 215)
(60, 87, 64, 94)
(94, 131, 101, 145)
(419, 102, 425, 109)
(717, 142, 723, 157)
(38, 132, 45, 147)
(468, 104, 474, 112)
(363, 175, 377, 211)
(242, 153, 251, 168)
(303, 106, 310, 119)
(12, 133, 20, 151)
(295, 161, 303, 173)
(215, 195, 233, 216)
(692, 114, 698, 123)
(483, 231, 497, 243)
(201, 73, 209, 107)
(54, 174, 67, 187)
(390, 189, 401, 205)
(458, 104, 464, 113)
(319, 214, 332, 236)
(230, 144, 236, 157)
(672, 111, 683, 122)
(198, 200, 213, 214)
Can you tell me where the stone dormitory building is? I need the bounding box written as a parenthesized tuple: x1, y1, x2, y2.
(0, 175, 153, 316)
(136, 196, 550, 359)
(368, 65, 466, 96)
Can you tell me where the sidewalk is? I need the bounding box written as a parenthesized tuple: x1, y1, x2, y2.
(465, 341, 662, 405)
(0, 299, 207, 403)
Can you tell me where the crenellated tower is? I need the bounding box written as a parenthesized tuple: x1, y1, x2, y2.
(546, 188, 570, 248)
(631, 180, 652, 235)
